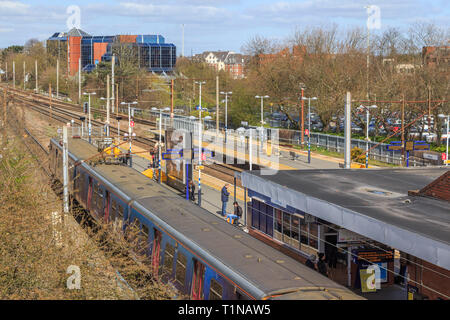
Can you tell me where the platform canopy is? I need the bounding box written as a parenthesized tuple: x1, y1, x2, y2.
(241, 168, 450, 270)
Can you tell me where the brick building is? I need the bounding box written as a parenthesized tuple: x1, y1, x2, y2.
(193, 51, 248, 79)
(422, 45, 450, 69)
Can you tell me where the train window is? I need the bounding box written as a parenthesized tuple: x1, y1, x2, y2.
(175, 252, 187, 287)
(95, 185, 103, 212)
(209, 279, 223, 300)
(162, 243, 175, 278)
(137, 224, 150, 257)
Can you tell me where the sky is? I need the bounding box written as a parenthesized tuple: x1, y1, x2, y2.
(0, 0, 448, 54)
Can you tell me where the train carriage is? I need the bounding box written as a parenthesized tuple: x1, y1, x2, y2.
(49, 137, 364, 300)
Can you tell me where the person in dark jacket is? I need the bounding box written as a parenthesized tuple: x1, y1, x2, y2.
(305, 254, 317, 270)
(233, 201, 243, 225)
(221, 184, 230, 216)
(317, 253, 328, 277)
(189, 180, 195, 201)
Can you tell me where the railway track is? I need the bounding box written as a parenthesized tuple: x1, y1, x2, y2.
(4, 85, 243, 182)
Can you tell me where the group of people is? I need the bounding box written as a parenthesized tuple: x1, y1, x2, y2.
(305, 252, 329, 278)
(221, 184, 243, 225)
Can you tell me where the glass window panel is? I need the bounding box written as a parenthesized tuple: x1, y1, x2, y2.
(175, 251, 187, 287)
(282, 212, 291, 244)
(163, 243, 175, 277)
(209, 279, 223, 300)
(309, 222, 319, 249)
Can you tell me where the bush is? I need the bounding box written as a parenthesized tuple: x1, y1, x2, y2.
(351, 147, 365, 164)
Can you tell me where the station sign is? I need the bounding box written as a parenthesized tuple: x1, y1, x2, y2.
(405, 141, 414, 151)
(423, 153, 439, 161)
(387, 141, 402, 151)
(413, 141, 429, 150)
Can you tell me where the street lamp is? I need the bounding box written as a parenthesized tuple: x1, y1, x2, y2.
(100, 96, 114, 136)
(195, 81, 206, 206)
(152, 107, 170, 183)
(121, 101, 138, 167)
(357, 104, 378, 168)
(438, 114, 449, 166)
(220, 91, 232, 140)
(302, 96, 318, 164)
(83, 91, 96, 143)
(255, 95, 269, 128)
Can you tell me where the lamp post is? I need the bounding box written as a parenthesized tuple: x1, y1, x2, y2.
(152, 107, 170, 183)
(100, 96, 113, 137)
(121, 101, 138, 167)
(195, 81, 206, 206)
(116, 116, 122, 143)
(83, 91, 96, 143)
(255, 95, 269, 128)
(439, 114, 449, 166)
(357, 104, 378, 168)
(220, 91, 232, 141)
(302, 96, 317, 164)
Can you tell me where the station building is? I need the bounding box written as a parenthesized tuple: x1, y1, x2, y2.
(47, 28, 176, 76)
(239, 168, 450, 299)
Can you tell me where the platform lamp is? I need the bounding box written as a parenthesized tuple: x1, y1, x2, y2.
(302, 96, 318, 164)
(116, 116, 122, 143)
(152, 107, 170, 183)
(220, 91, 232, 142)
(79, 116, 86, 138)
(357, 104, 377, 168)
(83, 91, 96, 144)
(121, 101, 137, 167)
(100, 96, 113, 137)
(438, 114, 449, 166)
(198, 114, 212, 207)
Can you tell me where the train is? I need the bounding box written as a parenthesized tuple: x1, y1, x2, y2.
(48, 136, 364, 300)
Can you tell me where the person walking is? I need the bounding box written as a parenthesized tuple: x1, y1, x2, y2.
(305, 254, 317, 270)
(317, 253, 329, 277)
(221, 184, 230, 217)
(233, 201, 243, 225)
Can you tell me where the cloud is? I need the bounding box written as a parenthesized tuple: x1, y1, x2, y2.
(0, 27, 14, 33)
(0, 0, 29, 14)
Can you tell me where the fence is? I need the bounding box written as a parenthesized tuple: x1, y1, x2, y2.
(88, 106, 438, 167)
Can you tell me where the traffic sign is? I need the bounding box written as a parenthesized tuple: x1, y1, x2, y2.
(442, 153, 447, 161)
(305, 129, 309, 136)
(130, 120, 135, 128)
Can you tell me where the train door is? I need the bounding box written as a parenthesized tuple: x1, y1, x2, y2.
(191, 259, 205, 300)
(104, 190, 110, 223)
(87, 177, 93, 211)
(152, 229, 162, 279)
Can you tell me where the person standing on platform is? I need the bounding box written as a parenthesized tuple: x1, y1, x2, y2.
(233, 201, 243, 225)
(317, 253, 328, 277)
(189, 180, 196, 202)
(221, 184, 230, 217)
